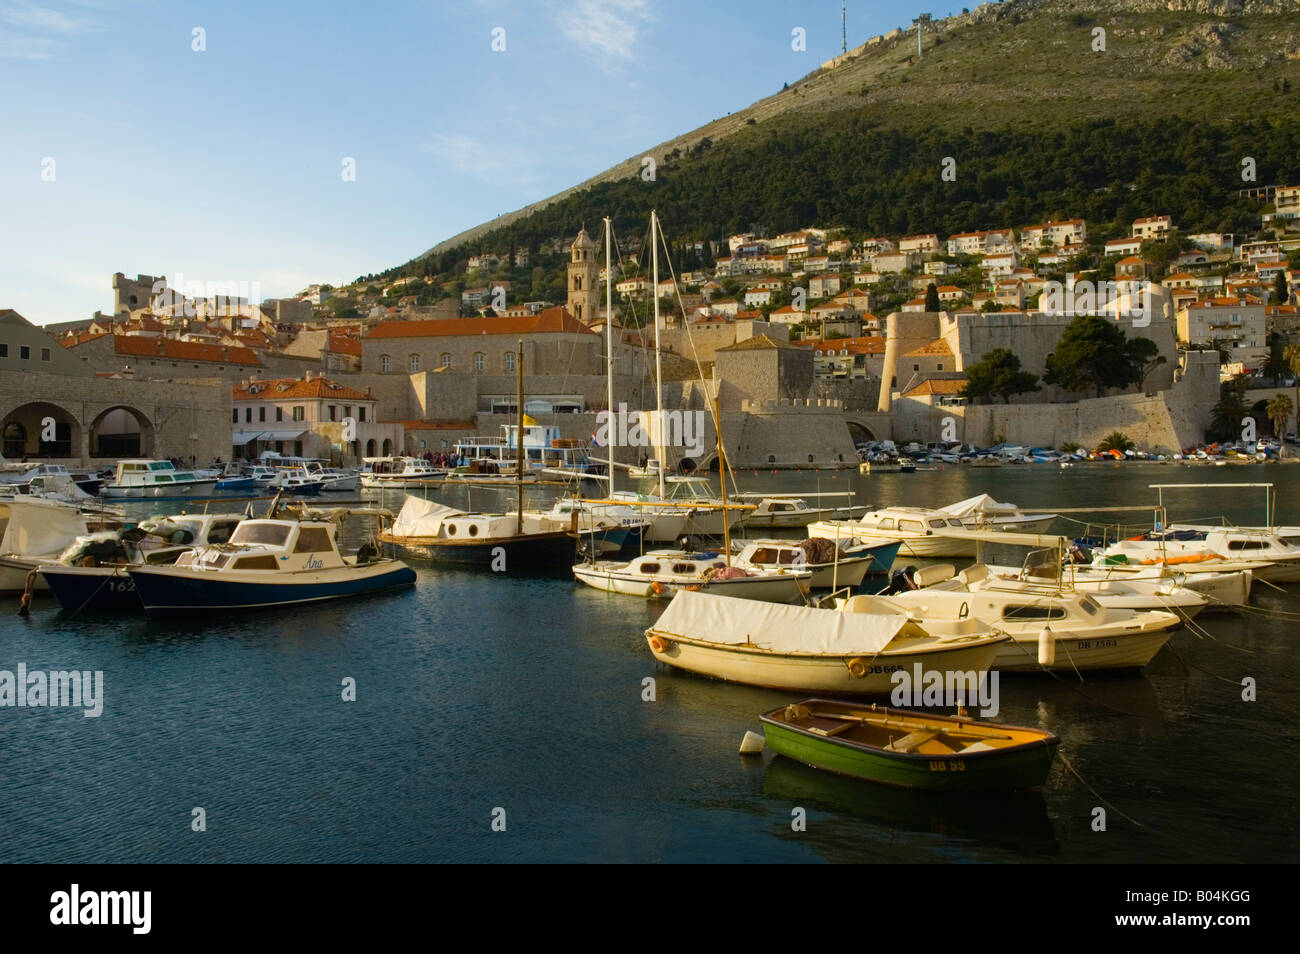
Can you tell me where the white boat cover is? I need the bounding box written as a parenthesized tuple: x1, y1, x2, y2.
(650, 589, 910, 655)
(391, 495, 466, 537)
(0, 498, 90, 556)
(939, 494, 1021, 517)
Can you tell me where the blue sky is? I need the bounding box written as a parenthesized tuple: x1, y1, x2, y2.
(2, 0, 947, 325)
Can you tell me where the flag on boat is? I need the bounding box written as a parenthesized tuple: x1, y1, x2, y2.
(522, 414, 538, 426)
(591, 430, 603, 447)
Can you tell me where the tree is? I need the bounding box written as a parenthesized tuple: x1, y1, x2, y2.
(1275, 269, 1290, 306)
(1044, 315, 1147, 398)
(1209, 378, 1249, 441)
(1127, 336, 1167, 390)
(1266, 393, 1293, 440)
(1286, 343, 1300, 379)
(924, 282, 940, 311)
(961, 348, 1041, 404)
(1261, 332, 1290, 385)
(1097, 431, 1135, 453)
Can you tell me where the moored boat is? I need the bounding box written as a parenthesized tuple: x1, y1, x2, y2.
(126, 508, 415, 615)
(575, 549, 811, 603)
(643, 589, 1009, 693)
(103, 459, 218, 498)
(760, 699, 1059, 791)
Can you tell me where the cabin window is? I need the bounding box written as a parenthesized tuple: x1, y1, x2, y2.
(293, 527, 334, 553)
(1280, 537, 1300, 548)
(230, 524, 291, 547)
(1227, 540, 1268, 551)
(672, 563, 695, 574)
(928, 519, 948, 528)
(467, 524, 479, 536)
(208, 522, 239, 544)
(1002, 605, 1068, 621)
(639, 563, 661, 574)
(773, 503, 793, 512)
(879, 518, 896, 529)
(899, 519, 924, 532)
(750, 548, 777, 565)
(234, 555, 280, 570)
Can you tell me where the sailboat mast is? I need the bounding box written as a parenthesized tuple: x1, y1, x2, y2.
(604, 216, 615, 497)
(716, 392, 730, 565)
(516, 338, 524, 534)
(651, 210, 666, 500)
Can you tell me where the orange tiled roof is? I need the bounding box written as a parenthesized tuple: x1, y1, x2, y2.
(904, 338, 954, 357)
(60, 331, 109, 347)
(63, 334, 262, 365)
(794, 336, 886, 355)
(904, 377, 967, 396)
(327, 332, 362, 355)
(233, 376, 371, 401)
(364, 306, 594, 339)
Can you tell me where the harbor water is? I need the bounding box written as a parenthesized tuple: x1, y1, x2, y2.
(2, 463, 1297, 862)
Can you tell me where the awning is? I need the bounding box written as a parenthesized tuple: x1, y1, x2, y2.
(231, 429, 307, 445)
(232, 431, 266, 445)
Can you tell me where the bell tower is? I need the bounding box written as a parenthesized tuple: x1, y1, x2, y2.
(567, 228, 601, 326)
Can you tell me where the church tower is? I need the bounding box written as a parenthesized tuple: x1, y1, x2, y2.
(567, 228, 601, 327)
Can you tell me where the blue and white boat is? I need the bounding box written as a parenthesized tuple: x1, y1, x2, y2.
(126, 508, 415, 615)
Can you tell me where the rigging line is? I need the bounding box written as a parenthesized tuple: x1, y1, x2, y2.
(1055, 750, 1182, 846)
(998, 635, 1161, 720)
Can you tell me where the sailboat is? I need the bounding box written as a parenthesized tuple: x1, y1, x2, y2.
(379, 341, 578, 566)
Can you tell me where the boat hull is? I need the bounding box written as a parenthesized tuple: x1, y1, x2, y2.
(103, 478, 218, 499)
(761, 712, 1057, 791)
(1, 556, 50, 595)
(40, 565, 141, 612)
(126, 561, 416, 614)
(389, 532, 576, 566)
(993, 626, 1175, 672)
(574, 566, 808, 603)
(643, 635, 1005, 694)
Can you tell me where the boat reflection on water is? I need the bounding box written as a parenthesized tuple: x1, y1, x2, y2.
(760, 755, 1058, 860)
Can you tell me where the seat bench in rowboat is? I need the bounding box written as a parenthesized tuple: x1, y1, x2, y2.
(759, 699, 1059, 791)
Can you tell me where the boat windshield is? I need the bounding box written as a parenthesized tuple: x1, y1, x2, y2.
(229, 523, 292, 547)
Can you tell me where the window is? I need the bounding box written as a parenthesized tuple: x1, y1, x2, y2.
(380, 354, 391, 372)
(328, 405, 337, 422)
(259, 407, 266, 422)
(440, 353, 452, 369)
(344, 406, 351, 420)
(0, 344, 6, 357)
(473, 352, 485, 373)
(40, 348, 50, 361)
(639, 563, 662, 574)
(245, 407, 252, 423)
(232, 409, 238, 424)
(20, 346, 30, 359)
(899, 519, 924, 532)
(292, 406, 304, 422)
(409, 354, 420, 373)
(293, 527, 334, 553)
(231, 524, 291, 547)
(276, 407, 283, 422)
(504, 351, 515, 372)
(1002, 605, 1068, 621)
(359, 406, 366, 422)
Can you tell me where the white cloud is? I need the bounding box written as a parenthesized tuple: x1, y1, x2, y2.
(0, 2, 95, 33)
(555, 0, 653, 64)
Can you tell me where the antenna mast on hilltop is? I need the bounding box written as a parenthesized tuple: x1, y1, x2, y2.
(841, 1, 847, 54)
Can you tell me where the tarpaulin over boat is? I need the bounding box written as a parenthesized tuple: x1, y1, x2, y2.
(0, 498, 90, 557)
(649, 589, 909, 655)
(390, 495, 466, 537)
(938, 494, 1020, 517)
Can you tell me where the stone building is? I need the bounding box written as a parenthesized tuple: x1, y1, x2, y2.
(567, 229, 601, 327)
(231, 372, 401, 462)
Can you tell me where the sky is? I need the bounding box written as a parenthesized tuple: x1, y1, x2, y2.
(1, 0, 949, 325)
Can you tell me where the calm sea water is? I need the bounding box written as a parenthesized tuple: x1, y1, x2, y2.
(2, 463, 1297, 863)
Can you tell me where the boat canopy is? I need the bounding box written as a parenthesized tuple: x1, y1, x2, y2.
(938, 494, 1022, 517)
(0, 498, 89, 556)
(931, 526, 1070, 549)
(391, 495, 467, 537)
(651, 590, 911, 655)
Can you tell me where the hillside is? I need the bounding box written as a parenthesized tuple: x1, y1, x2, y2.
(380, 0, 1300, 277)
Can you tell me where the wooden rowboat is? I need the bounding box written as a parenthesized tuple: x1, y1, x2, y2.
(759, 698, 1059, 791)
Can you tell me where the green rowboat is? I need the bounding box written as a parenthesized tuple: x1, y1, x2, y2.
(759, 699, 1059, 791)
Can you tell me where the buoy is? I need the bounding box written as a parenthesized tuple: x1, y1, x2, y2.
(847, 657, 868, 679)
(739, 730, 765, 754)
(648, 634, 668, 654)
(1038, 625, 1056, 667)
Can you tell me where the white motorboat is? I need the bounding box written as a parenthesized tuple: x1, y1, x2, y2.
(643, 589, 1009, 693)
(102, 459, 218, 498)
(963, 562, 1207, 620)
(731, 494, 870, 529)
(878, 565, 1182, 672)
(731, 537, 899, 589)
(808, 506, 976, 558)
(360, 456, 446, 488)
(2, 497, 120, 595)
(574, 548, 811, 603)
(1100, 526, 1300, 583)
(937, 494, 1058, 532)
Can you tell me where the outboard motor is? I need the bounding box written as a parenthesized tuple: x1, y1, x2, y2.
(882, 565, 919, 595)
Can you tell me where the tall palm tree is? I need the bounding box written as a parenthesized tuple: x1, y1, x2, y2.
(1267, 393, 1294, 455)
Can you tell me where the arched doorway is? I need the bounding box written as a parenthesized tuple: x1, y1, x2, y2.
(1, 401, 80, 458)
(89, 406, 154, 458)
(846, 421, 877, 445)
(381, 438, 394, 456)
(365, 438, 377, 457)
